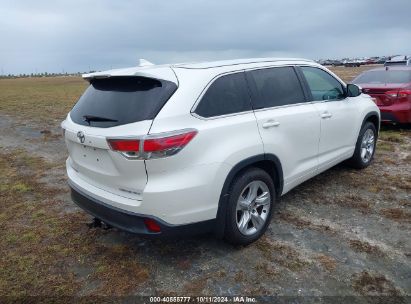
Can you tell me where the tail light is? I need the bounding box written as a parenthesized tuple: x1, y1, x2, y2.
(107, 139, 140, 158)
(108, 139, 140, 152)
(143, 130, 197, 159)
(107, 129, 197, 160)
(398, 90, 411, 98)
(385, 90, 399, 98)
(385, 90, 411, 101)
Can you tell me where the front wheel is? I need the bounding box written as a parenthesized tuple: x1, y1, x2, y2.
(224, 167, 275, 245)
(348, 122, 377, 169)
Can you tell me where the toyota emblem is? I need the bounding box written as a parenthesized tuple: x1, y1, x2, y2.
(77, 131, 85, 144)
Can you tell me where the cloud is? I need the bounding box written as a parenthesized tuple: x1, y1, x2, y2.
(0, 0, 410, 74)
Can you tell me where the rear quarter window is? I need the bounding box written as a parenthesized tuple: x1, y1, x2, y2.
(194, 72, 252, 118)
(70, 77, 177, 128)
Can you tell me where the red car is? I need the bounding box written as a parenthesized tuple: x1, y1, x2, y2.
(353, 66, 411, 124)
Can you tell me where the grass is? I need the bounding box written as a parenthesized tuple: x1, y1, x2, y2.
(380, 208, 411, 224)
(328, 65, 382, 82)
(278, 211, 335, 234)
(255, 237, 310, 271)
(377, 141, 395, 152)
(0, 148, 150, 297)
(315, 254, 337, 271)
(352, 271, 402, 296)
(0, 77, 87, 126)
(349, 240, 385, 256)
(379, 130, 406, 144)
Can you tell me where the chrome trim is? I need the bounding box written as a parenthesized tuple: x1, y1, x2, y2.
(191, 110, 255, 121)
(252, 101, 320, 113)
(175, 58, 314, 70)
(145, 128, 198, 139)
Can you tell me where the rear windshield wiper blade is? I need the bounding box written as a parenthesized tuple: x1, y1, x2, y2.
(83, 115, 118, 125)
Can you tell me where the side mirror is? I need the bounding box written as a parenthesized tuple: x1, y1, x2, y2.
(347, 84, 361, 97)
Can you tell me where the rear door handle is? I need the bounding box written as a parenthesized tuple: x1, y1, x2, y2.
(262, 120, 280, 128)
(321, 112, 332, 119)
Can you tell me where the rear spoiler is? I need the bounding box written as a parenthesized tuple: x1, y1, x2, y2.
(82, 66, 178, 84)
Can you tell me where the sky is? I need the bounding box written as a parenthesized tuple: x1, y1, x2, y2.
(1, 0, 410, 75)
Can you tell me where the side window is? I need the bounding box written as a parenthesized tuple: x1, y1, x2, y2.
(248, 67, 306, 109)
(301, 66, 345, 101)
(194, 72, 252, 118)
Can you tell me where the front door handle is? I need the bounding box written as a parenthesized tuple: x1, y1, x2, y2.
(321, 112, 333, 119)
(262, 120, 280, 128)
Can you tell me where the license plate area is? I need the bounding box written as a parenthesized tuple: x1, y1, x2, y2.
(70, 143, 117, 175)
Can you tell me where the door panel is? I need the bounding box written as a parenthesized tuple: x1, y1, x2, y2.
(313, 100, 360, 169)
(246, 66, 321, 194)
(300, 66, 360, 169)
(254, 105, 320, 193)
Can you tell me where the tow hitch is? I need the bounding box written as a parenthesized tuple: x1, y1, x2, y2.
(87, 218, 112, 230)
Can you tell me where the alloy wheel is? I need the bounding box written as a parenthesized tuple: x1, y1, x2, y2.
(236, 180, 271, 236)
(360, 128, 375, 163)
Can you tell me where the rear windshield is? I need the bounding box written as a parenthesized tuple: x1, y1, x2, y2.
(353, 70, 411, 84)
(70, 77, 177, 127)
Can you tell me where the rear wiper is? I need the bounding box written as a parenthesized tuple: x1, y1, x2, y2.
(83, 115, 118, 125)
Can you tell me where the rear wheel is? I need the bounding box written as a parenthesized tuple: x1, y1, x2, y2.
(224, 167, 275, 245)
(348, 122, 377, 169)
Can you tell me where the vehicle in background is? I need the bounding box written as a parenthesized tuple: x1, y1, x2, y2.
(353, 66, 411, 124)
(316, 59, 343, 66)
(384, 55, 411, 67)
(365, 57, 380, 65)
(343, 59, 361, 67)
(377, 57, 388, 64)
(329, 59, 343, 66)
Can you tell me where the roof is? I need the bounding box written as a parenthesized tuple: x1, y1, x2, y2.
(82, 57, 315, 83)
(173, 57, 313, 69)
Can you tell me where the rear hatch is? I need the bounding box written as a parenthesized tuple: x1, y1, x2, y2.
(62, 76, 177, 200)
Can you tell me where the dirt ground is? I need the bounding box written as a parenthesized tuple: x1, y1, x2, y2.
(0, 65, 410, 301)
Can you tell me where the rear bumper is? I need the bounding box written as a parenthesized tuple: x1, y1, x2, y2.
(67, 158, 228, 225)
(69, 182, 215, 237)
(379, 102, 411, 124)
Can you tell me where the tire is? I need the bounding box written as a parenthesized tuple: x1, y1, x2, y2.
(224, 167, 275, 246)
(348, 122, 377, 169)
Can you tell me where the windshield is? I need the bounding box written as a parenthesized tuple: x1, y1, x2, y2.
(353, 70, 411, 84)
(70, 77, 177, 128)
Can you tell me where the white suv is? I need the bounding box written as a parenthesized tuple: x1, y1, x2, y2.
(62, 58, 380, 245)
